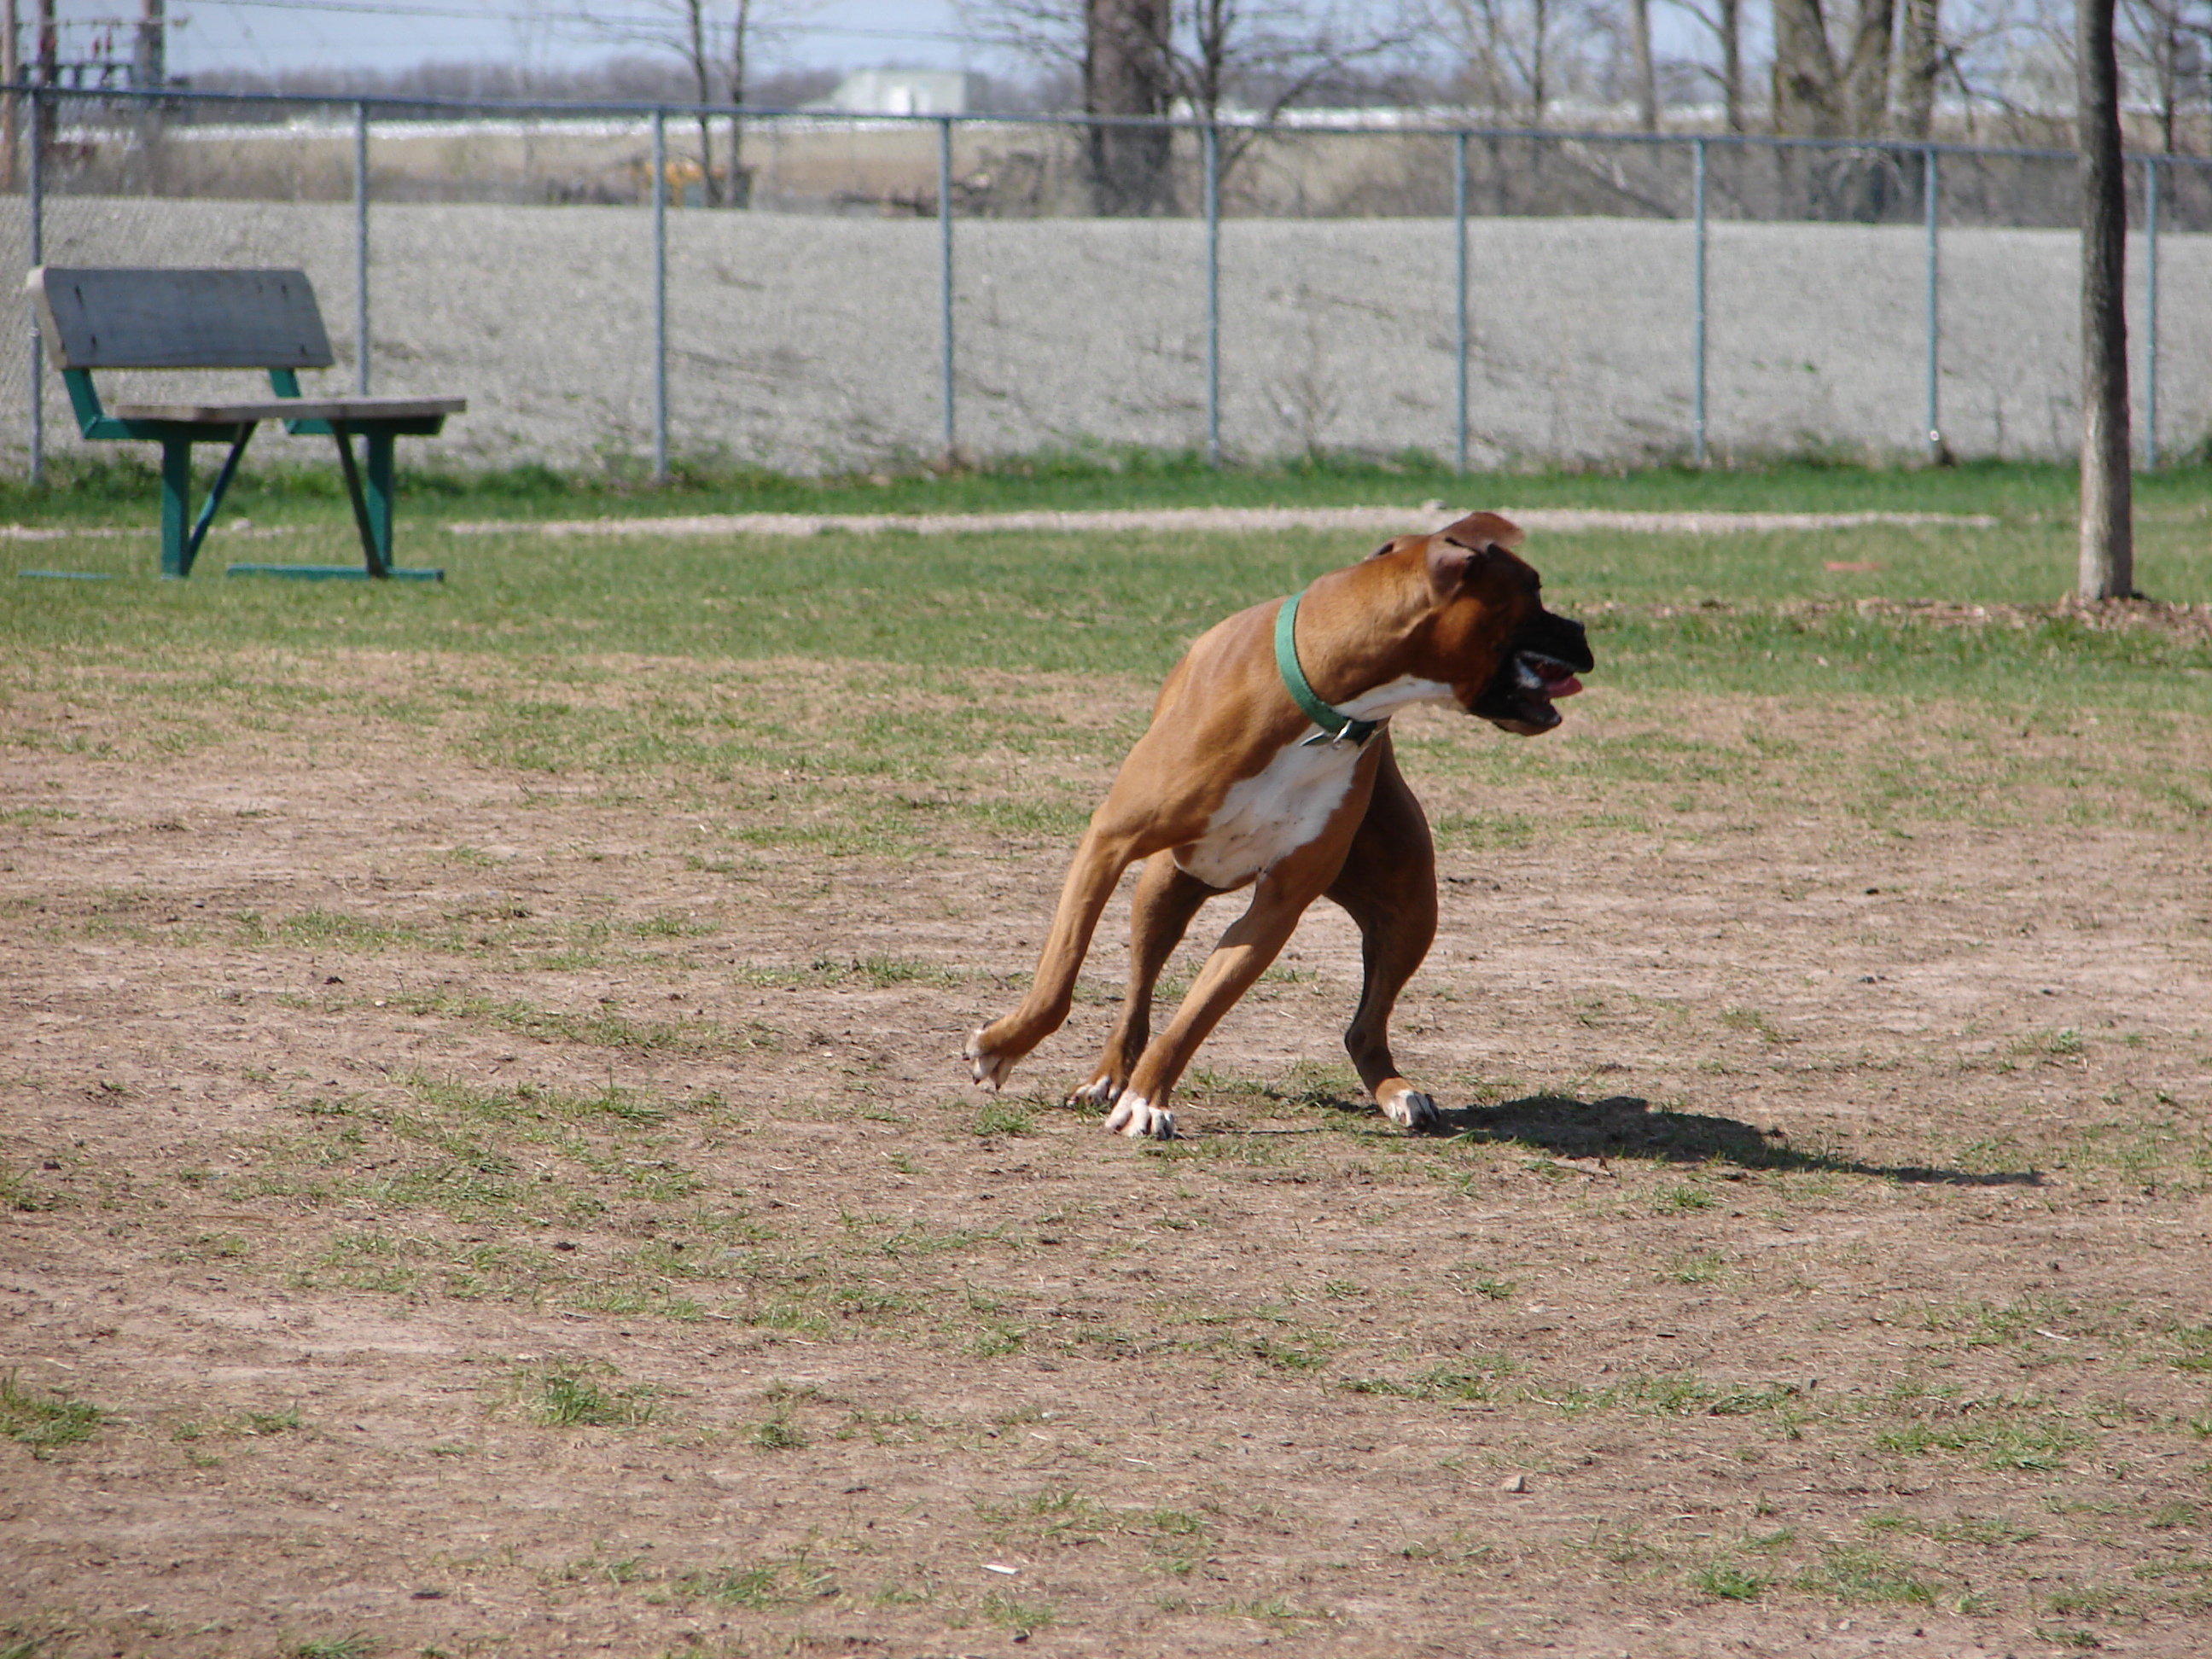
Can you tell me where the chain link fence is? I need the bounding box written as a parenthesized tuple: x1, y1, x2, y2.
(5, 84, 2209, 480)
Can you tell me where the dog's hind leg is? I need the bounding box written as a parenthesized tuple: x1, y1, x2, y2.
(965, 825, 1142, 1092)
(1325, 742, 1441, 1130)
(1068, 853, 1218, 1113)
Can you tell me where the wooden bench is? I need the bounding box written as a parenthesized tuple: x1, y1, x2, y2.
(28, 265, 465, 580)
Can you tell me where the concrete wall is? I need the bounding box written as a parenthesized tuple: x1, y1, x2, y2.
(4, 198, 2204, 475)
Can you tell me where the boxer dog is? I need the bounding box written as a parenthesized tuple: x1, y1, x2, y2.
(963, 511, 1592, 1140)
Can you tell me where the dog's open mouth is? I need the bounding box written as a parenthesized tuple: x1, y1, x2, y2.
(1521, 651, 1584, 704)
(1473, 649, 1586, 734)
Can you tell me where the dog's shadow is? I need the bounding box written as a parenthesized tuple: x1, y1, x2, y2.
(1351, 1091, 2039, 1186)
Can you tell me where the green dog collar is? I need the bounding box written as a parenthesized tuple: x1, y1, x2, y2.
(1274, 590, 1382, 749)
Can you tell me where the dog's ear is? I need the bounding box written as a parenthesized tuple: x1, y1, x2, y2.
(1439, 511, 1524, 552)
(1366, 534, 1421, 561)
(1426, 511, 1524, 591)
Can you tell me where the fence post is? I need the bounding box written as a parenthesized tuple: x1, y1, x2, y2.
(26, 84, 40, 486)
(651, 107, 667, 484)
(353, 101, 370, 395)
(937, 115, 955, 456)
(2144, 154, 2158, 472)
(1692, 136, 1707, 468)
(1203, 119, 1220, 469)
(1924, 145, 1941, 456)
(1453, 130, 1468, 474)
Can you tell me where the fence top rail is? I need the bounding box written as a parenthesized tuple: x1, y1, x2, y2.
(9, 80, 2212, 171)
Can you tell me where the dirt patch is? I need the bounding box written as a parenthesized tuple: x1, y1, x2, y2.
(3, 653, 2210, 1658)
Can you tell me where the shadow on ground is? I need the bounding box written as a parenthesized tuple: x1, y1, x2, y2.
(1439, 1092, 2041, 1185)
(1206, 1087, 2042, 1186)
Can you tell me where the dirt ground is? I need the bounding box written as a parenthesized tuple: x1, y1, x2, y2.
(3, 648, 2211, 1659)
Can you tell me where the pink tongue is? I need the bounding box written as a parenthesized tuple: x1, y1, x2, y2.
(1547, 673, 1583, 699)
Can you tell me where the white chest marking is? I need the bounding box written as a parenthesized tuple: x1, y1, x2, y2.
(1173, 679, 1456, 889)
(1175, 740, 1361, 888)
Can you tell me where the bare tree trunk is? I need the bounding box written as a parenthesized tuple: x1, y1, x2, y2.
(2155, 8, 2178, 152)
(2077, 0, 2134, 599)
(1529, 0, 1551, 125)
(726, 0, 749, 207)
(1771, 0, 1841, 136)
(1086, 0, 1172, 215)
(1843, 0, 1895, 137)
(1718, 0, 1743, 131)
(1895, 0, 1939, 139)
(1190, 0, 1226, 121)
(1630, 0, 1658, 131)
(684, 0, 718, 207)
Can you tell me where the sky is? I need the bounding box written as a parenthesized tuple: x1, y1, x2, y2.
(48, 0, 986, 81)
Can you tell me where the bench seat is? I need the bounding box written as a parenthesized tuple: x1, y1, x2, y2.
(108, 395, 467, 426)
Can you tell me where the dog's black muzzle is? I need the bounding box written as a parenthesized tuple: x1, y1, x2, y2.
(1471, 609, 1594, 735)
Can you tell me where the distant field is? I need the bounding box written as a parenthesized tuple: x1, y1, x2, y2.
(4, 488, 2211, 1656)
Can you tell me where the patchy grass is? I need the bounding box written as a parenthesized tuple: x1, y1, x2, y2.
(7, 469, 2212, 1655)
(0, 1372, 102, 1458)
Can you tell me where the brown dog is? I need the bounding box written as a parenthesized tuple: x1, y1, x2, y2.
(963, 511, 1593, 1139)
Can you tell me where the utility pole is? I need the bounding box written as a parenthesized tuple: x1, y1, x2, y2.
(32, 0, 51, 168)
(135, 0, 165, 190)
(3, 0, 18, 194)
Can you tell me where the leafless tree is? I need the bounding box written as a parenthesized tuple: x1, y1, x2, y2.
(1770, 0, 1907, 134)
(2118, 0, 2211, 148)
(572, 0, 809, 205)
(1895, 0, 1944, 136)
(578, 0, 722, 200)
(1627, 0, 1659, 126)
(727, 0, 754, 206)
(2079, 0, 2133, 596)
(1426, 0, 1598, 123)
(964, 0, 1412, 212)
(1665, 0, 1746, 129)
(1091, 0, 1175, 212)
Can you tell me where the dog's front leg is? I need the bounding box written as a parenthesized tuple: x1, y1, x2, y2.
(964, 825, 1141, 1092)
(1106, 869, 1324, 1139)
(1068, 853, 1218, 1111)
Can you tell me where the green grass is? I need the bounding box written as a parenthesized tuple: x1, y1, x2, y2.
(289, 1637, 376, 1659)
(7, 474, 2209, 732)
(15, 449, 2199, 530)
(515, 1363, 657, 1429)
(1792, 1544, 1945, 1605)
(0, 1371, 102, 1458)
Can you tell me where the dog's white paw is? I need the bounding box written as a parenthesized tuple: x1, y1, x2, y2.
(1382, 1088, 1439, 1131)
(1103, 1093, 1174, 1140)
(1066, 1073, 1125, 1109)
(963, 1026, 1011, 1092)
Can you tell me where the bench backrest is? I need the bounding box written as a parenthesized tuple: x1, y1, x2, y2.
(28, 266, 334, 372)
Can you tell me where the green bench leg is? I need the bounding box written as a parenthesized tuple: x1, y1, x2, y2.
(158, 426, 257, 579)
(329, 421, 388, 579)
(160, 439, 192, 579)
(366, 429, 397, 571)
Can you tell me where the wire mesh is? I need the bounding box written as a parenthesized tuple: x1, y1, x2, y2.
(5, 88, 2211, 479)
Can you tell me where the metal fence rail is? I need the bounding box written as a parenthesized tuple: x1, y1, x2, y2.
(7, 84, 2211, 482)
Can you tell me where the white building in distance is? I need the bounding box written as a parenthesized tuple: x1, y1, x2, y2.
(822, 70, 981, 117)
